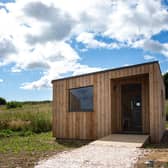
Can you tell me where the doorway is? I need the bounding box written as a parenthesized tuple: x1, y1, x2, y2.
(121, 84, 142, 133)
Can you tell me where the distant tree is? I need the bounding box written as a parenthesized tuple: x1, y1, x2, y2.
(6, 101, 22, 109)
(0, 97, 7, 105)
(163, 72, 168, 99)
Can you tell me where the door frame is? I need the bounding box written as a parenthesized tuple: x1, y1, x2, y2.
(111, 74, 149, 134)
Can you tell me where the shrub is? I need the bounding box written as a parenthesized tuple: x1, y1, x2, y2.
(0, 120, 8, 130)
(0, 97, 6, 105)
(0, 129, 13, 137)
(30, 112, 52, 133)
(8, 120, 31, 131)
(6, 101, 22, 109)
(18, 130, 33, 136)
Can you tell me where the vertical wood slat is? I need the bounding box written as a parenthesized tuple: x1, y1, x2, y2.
(111, 79, 117, 133)
(61, 81, 67, 138)
(153, 64, 159, 142)
(97, 73, 101, 138)
(107, 72, 111, 135)
(65, 80, 69, 138)
(52, 83, 56, 136)
(75, 77, 79, 139)
(101, 73, 105, 136)
(82, 77, 86, 139)
(78, 77, 83, 139)
(94, 74, 98, 139)
(69, 79, 73, 139)
(52, 62, 165, 143)
(149, 64, 156, 142)
(57, 82, 61, 137)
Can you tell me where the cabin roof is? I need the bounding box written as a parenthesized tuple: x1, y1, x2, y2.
(52, 61, 160, 83)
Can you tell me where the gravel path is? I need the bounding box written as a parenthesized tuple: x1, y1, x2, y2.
(35, 143, 144, 168)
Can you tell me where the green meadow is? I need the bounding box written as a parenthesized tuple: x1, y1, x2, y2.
(0, 101, 87, 167)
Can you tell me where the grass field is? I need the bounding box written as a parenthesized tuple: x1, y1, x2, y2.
(0, 102, 52, 133)
(0, 101, 87, 167)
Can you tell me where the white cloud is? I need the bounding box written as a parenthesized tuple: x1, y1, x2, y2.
(0, 37, 17, 59)
(0, 79, 3, 83)
(21, 61, 102, 90)
(24, 2, 76, 44)
(0, 0, 168, 89)
(144, 55, 155, 60)
(76, 32, 120, 49)
(133, 39, 168, 57)
(103, 0, 168, 43)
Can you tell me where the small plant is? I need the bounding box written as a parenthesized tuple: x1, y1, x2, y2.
(0, 129, 13, 137)
(6, 101, 22, 109)
(0, 97, 6, 105)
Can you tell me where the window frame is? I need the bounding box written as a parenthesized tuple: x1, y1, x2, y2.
(68, 85, 94, 112)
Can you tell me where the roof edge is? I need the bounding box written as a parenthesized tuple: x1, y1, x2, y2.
(51, 61, 159, 83)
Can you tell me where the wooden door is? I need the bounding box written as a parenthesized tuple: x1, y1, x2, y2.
(121, 84, 142, 133)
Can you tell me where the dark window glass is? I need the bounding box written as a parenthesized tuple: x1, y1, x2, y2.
(69, 86, 93, 112)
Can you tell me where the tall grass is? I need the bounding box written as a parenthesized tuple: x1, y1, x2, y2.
(0, 102, 52, 134)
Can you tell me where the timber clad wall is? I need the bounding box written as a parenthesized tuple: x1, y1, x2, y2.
(52, 61, 165, 143)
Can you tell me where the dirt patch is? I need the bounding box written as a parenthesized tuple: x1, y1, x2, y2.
(0, 151, 64, 168)
(136, 150, 168, 168)
(136, 130, 168, 168)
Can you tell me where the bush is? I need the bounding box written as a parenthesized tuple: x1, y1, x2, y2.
(6, 101, 22, 109)
(0, 129, 13, 137)
(26, 111, 52, 133)
(0, 97, 6, 105)
(0, 129, 33, 137)
(8, 120, 31, 131)
(0, 120, 8, 130)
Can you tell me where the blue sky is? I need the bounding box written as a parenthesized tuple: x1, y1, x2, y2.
(0, 0, 168, 101)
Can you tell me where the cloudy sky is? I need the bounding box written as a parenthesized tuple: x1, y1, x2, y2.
(0, 0, 168, 101)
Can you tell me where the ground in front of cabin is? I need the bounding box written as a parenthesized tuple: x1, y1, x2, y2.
(35, 131, 168, 168)
(136, 130, 168, 168)
(36, 142, 144, 168)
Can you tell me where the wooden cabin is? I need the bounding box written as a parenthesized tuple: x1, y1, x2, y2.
(52, 61, 165, 143)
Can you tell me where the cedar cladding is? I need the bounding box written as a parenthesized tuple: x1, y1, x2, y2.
(52, 62, 165, 143)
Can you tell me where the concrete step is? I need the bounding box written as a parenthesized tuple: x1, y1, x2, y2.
(91, 134, 149, 148)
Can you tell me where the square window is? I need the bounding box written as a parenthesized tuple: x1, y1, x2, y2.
(69, 86, 93, 112)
